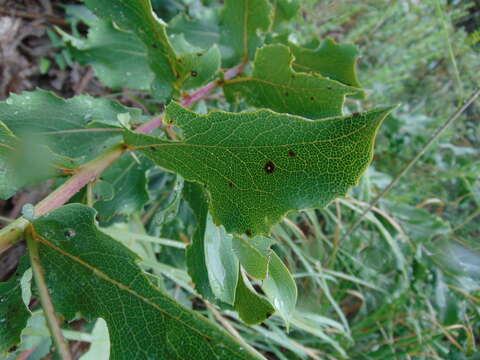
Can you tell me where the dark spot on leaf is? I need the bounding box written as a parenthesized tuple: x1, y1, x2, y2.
(95, 215, 100, 221)
(264, 160, 275, 174)
(64, 229, 76, 238)
(149, 146, 156, 151)
(245, 230, 253, 237)
(284, 92, 289, 96)
(205, 337, 212, 343)
(352, 112, 360, 117)
(152, 43, 158, 49)
(228, 182, 234, 188)
(288, 150, 296, 158)
(191, 70, 198, 77)
(178, 58, 183, 64)
(327, 86, 332, 90)
(196, 52, 203, 57)
(310, 96, 314, 101)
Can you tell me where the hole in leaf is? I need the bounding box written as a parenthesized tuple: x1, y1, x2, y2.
(264, 160, 275, 174)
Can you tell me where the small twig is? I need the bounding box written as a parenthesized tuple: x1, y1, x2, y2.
(136, 63, 246, 134)
(342, 88, 480, 242)
(0, 8, 68, 26)
(26, 226, 73, 360)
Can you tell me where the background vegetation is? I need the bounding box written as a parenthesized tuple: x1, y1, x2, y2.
(0, 0, 479, 359)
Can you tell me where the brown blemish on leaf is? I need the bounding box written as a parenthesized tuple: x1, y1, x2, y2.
(264, 160, 275, 174)
(352, 112, 360, 117)
(288, 150, 296, 158)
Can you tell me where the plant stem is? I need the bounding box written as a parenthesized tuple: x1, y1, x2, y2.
(26, 226, 73, 360)
(0, 63, 246, 255)
(136, 62, 246, 134)
(343, 88, 480, 241)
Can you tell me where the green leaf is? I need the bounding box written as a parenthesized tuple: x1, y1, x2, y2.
(0, 120, 76, 199)
(234, 270, 274, 325)
(0, 256, 30, 354)
(59, 18, 155, 90)
(170, 35, 221, 89)
(287, 38, 362, 88)
(262, 251, 297, 322)
(94, 154, 152, 221)
(124, 102, 393, 236)
(168, 12, 220, 52)
(83, 0, 179, 95)
(204, 214, 239, 304)
(184, 182, 215, 301)
(220, 0, 273, 66)
(224, 44, 358, 119)
(30, 204, 261, 360)
(271, 0, 300, 24)
(0, 89, 139, 162)
(232, 236, 271, 279)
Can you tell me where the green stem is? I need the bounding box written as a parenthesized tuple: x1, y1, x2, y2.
(26, 226, 73, 360)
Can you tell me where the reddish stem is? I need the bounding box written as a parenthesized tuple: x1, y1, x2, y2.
(136, 63, 246, 134)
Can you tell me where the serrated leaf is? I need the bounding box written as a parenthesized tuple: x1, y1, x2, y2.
(184, 182, 215, 300)
(234, 270, 274, 325)
(124, 102, 393, 236)
(59, 18, 155, 90)
(0, 89, 139, 162)
(94, 154, 152, 221)
(233, 236, 271, 279)
(204, 214, 239, 304)
(287, 38, 362, 88)
(30, 204, 261, 360)
(0, 257, 30, 354)
(83, 0, 179, 95)
(262, 251, 297, 322)
(220, 0, 273, 66)
(225, 44, 358, 119)
(0, 121, 76, 199)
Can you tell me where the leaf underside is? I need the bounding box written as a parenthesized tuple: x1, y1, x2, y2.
(124, 102, 394, 236)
